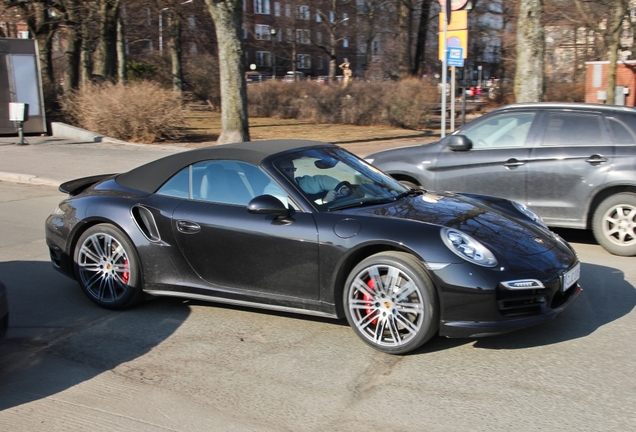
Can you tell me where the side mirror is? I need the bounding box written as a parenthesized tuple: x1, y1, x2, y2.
(247, 195, 290, 217)
(447, 134, 473, 151)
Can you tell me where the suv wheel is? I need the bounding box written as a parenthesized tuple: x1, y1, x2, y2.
(592, 193, 636, 256)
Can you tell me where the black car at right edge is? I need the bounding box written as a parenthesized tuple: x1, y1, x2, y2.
(367, 102, 636, 256)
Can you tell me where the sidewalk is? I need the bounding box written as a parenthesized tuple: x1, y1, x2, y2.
(0, 135, 188, 187)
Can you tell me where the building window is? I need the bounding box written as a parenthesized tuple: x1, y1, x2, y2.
(285, 3, 291, 17)
(255, 0, 270, 15)
(316, 31, 322, 43)
(274, 2, 281, 16)
(343, 38, 349, 48)
(296, 29, 310, 44)
(188, 15, 196, 29)
(316, 10, 322, 22)
(372, 40, 379, 55)
(593, 64, 602, 88)
(145, 7, 152, 25)
(286, 28, 292, 42)
(17, 30, 30, 39)
(297, 54, 311, 69)
(257, 51, 272, 66)
(190, 43, 198, 55)
(330, 11, 335, 22)
(242, 24, 248, 39)
(318, 56, 323, 69)
(343, 13, 348, 25)
(296, 5, 310, 20)
(255, 24, 271, 40)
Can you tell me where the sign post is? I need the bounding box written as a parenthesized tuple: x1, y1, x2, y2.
(439, 6, 468, 135)
(447, 47, 463, 132)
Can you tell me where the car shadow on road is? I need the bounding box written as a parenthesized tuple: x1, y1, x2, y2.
(0, 260, 189, 412)
(415, 261, 636, 354)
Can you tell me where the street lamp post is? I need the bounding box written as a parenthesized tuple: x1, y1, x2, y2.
(270, 27, 278, 79)
(159, 7, 168, 53)
(159, 0, 192, 54)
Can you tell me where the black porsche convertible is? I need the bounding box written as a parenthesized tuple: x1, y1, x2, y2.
(45, 140, 581, 354)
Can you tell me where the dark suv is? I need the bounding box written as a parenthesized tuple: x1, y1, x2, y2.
(367, 102, 636, 256)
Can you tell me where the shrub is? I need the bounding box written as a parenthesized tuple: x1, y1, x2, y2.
(183, 54, 221, 110)
(60, 81, 185, 143)
(544, 80, 585, 103)
(247, 78, 440, 129)
(385, 78, 439, 129)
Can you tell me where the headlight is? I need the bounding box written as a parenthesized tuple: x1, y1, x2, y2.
(441, 228, 498, 267)
(512, 201, 547, 228)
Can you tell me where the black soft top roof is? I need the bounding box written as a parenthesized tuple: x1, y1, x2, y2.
(116, 139, 333, 193)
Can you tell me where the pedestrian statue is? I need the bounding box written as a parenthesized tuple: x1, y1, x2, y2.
(340, 59, 352, 87)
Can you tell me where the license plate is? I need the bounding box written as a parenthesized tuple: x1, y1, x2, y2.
(563, 263, 580, 291)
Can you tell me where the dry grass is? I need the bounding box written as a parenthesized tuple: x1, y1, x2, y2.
(180, 109, 438, 148)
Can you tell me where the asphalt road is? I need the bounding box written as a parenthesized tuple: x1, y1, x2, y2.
(0, 146, 635, 430)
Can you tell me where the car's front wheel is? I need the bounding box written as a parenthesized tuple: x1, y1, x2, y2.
(343, 252, 439, 354)
(74, 224, 144, 309)
(593, 193, 636, 256)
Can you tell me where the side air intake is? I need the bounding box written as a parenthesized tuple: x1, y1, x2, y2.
(131, 205, 161, 242)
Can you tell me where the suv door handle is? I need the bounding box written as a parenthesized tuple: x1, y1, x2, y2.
(504, 159, 525, 169)
(586, 154, 608, 165)
(176, 220, 201, 234)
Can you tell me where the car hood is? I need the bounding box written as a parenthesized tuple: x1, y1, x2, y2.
(343, 191, 563, 258)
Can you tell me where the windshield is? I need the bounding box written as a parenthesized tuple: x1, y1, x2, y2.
(272, 146, 410, 211)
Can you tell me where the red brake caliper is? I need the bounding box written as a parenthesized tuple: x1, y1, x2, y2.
(363, 278, 377, 324)
(122, 259, 130, 284)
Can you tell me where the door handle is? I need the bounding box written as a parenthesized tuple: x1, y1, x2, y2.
(586, 154, 608, 165)
(176, 220, 201, 234)
(504, 159, 525, 169)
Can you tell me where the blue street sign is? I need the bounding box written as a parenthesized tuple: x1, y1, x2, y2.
(447, 47, 464, 67)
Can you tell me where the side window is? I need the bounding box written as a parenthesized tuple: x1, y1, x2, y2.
(461, 112, 535, 149)
(156, 160, 288, 207)
(608, 117, 636, 145)
(194, 160, 276, 206)
(542, 112, 604, 146)
(156, 166, 190, 198)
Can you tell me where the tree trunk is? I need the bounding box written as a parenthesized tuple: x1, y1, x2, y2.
(204, 0, 250, 144)
(168, 10, 183, 92)
(412, 0, 432, 77)
(117, 14, 126, 84)
(63, 0, 82, 92)
(514, 0, 544, 102)
(95, 0, 121, 82)
(397, 0, 413, 77)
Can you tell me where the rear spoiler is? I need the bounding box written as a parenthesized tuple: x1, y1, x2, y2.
(59, 174, 117, 196)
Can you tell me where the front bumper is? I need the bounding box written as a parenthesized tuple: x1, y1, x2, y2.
(440, 284, 582, 338)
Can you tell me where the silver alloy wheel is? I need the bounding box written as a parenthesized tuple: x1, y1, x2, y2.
(600, 203, 636, 247)
(77, 232, 132, 303)
(347, 263, 425, 349)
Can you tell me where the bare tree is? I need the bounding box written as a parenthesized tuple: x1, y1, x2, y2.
(357, 0, 392, 75)
(92, 0, 123, 81)
(412, 0, 433, 77)
(514, 0, 544, 102)
(572, 0, 630, 104)
(203, 0, 249, 144)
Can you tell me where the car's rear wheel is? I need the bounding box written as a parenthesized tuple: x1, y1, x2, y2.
(74, 224, 144, 309)
(343, 252, 439, 354)
(593, 193, 636, 256)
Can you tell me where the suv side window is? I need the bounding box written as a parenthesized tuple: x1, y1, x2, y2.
(608, 117, 636, 145)
(542, 112, 605, 146)
(461, 112, 535, 149)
